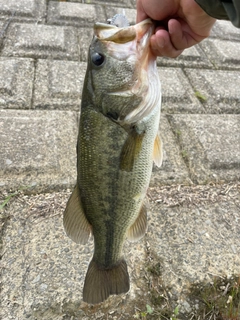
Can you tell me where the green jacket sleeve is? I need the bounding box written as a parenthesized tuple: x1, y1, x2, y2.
(195, 0, 240, 27)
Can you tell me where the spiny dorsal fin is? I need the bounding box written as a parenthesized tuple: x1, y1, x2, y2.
(83, 258, 130, 304)
(153, 134, 163, 167)
(127, 202, 148, 242)
(63, 185, 91, 244)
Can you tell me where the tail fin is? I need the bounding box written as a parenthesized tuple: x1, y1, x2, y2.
(82, 259, 130, 304)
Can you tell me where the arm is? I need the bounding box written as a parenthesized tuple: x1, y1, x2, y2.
(196, 0, 240, 27)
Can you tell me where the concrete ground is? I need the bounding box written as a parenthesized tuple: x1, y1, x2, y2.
(0, 1, 240, 319)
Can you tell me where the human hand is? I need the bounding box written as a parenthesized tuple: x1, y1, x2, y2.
(137, 0, 216, 57)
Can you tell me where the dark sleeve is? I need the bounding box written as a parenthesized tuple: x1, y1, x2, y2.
(195, 0, 240, 27)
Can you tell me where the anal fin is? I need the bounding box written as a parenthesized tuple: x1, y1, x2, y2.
(63, 184, 91, 244)
(127, 202, 148, 242)
(153, 134, 163, 167)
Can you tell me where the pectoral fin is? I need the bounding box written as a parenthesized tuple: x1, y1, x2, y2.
(120, 131, 144, 172)
(127, 202, 148, 242)
(63, 185, 91, 244)
(153, 134, 163, 167)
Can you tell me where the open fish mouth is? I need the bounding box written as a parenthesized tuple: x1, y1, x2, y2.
(93, 19, 154, 63)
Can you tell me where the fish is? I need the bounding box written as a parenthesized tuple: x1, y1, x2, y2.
(63, 15, 162, 305)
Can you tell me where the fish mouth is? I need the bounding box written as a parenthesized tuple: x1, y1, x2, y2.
(94, 19, 153, 44)
(93, 19, 159, 124)
(93, 19, 154, 62)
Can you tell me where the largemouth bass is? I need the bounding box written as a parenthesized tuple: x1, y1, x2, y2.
(63, 16, 162, 305)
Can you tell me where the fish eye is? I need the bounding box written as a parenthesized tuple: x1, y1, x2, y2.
(91, 52, 105, 67)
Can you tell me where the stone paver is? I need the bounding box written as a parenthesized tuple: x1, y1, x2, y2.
(168, 114, 240, 184)
(2, 23, 79, 60)
(0, 110, 78, 191)
(185, 69, 240, 113)
(33, 60, 87, 110)
(78, 27, 94, 61)
(0, 57, 34, 109)
(211, 20, 240, 40)
(84, 0, 135, 8)
(199, 38, 240, 69)
(0, 0, 46, 23)
(47, 1, 105, 27)
(158, 67, 203, 114)
(0, 17, 13, 49)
